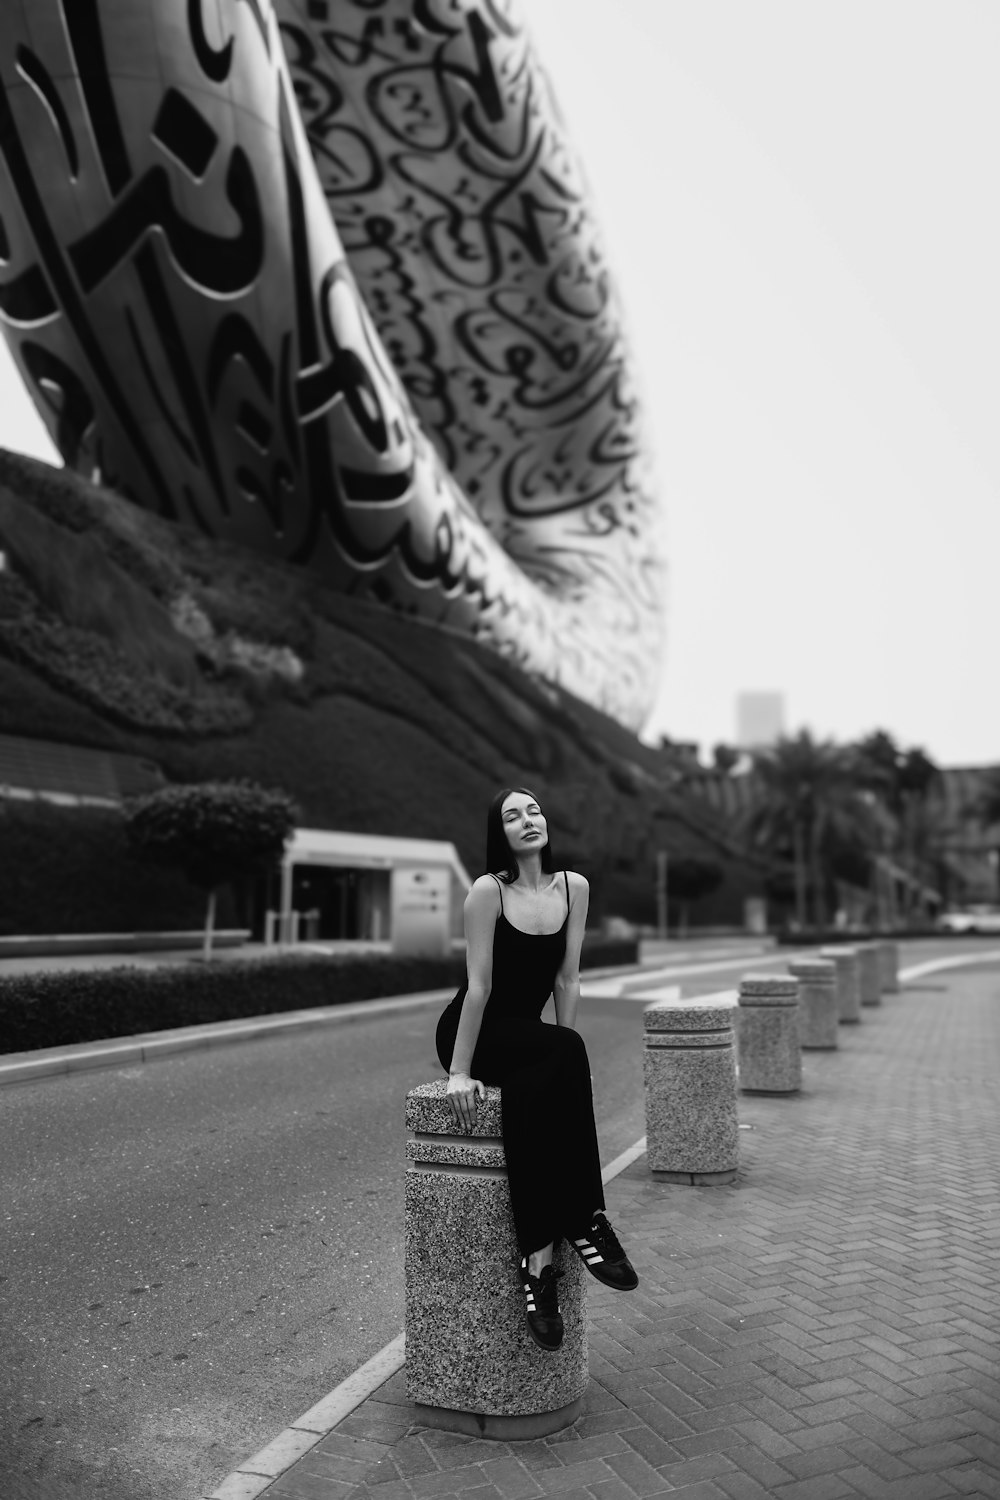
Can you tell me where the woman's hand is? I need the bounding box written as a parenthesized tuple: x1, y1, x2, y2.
(446, 1071, 486, 1130)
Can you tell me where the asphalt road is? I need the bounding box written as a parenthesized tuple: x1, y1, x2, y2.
(0, 936, 983, 1500)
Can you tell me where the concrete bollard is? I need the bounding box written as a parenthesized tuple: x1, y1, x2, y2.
(878, 941, 900, 994)
(819, 946, 863, 1024)
(404, 1081, 587, 1438)
(856, 943, 882, 1006)
(736, 974, 801, 1093)
(787, 959, 839, 1049)
(644, 994, 739, 1184)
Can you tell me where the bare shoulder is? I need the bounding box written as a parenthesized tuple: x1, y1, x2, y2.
(466, 874, 502, 910)
(564, 869, 590, 899)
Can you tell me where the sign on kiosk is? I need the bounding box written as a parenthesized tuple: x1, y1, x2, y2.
(391, 865, 451, 957)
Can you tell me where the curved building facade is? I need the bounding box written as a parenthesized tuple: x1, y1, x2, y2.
(0, 0, 665, 727)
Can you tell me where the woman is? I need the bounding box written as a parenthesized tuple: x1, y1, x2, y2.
(436, 787, 638, 1352)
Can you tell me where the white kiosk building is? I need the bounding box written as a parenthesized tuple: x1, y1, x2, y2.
(269, 829, 472, 958)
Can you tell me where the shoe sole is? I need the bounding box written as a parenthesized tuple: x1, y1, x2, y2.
(570, 1245, 639, 1291)
(525, 1318, 564, 1351)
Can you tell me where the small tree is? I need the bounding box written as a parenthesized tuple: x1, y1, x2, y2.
(741, 731, 879, 928)
(667, 856, 725, 935)
(967, 767, 1000, 829)
(125, 781, 298, 958)
(712, 743, 741, 775)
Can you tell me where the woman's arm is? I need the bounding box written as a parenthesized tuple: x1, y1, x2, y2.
(445, 876, 499, 1126)
(553, 871, 590, 1029)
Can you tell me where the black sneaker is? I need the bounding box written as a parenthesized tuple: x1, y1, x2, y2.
(519, 1258, 564, 1351)
(570, 1212, 638, 1290)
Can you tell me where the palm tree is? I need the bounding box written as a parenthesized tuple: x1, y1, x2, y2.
(968, 768, 1000, 829)
(961, 768, 1000, 904)
(852, 733, 942, 919)
(741, 731, 880, 928)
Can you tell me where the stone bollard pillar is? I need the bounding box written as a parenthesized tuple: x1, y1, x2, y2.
(856, 944, 882, 1006)
(787, 959, 839, 1049)
(405, 1081, 587, 1438)
(878, 941, 900, 994)
(736, 975, 801, 1093)
(644, 995, 739, 1184)
(819, 946, 863, 1024)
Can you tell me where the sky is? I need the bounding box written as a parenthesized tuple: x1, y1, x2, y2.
(1, 1, 997, 766)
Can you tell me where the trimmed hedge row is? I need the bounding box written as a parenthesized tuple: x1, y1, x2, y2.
(0, 801, 235, 937)
(0, 937, 639, 1053)
(0, 952, 466, 1053)
(774, 926, 958, 945)
(581, 937, 637, 970)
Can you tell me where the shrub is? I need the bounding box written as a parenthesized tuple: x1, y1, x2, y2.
(0, 951, 468, 1052)
(668, 857, 726, 933)
(0, 485, 200, 688)
(0, 447, 185, 599)
(0, 934, 638, 1052)
(0, 800, 236, 936)
(579, 936, 640, 970)
(190, 581, 315, 658)
(0, 573, 252, 735)
(0, 653, 122, 748)
(125, 781, 298, 956)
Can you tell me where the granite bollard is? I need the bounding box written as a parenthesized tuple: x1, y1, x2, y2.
(878, 941, 900, 994)
(819, 946, 863, 1024)
(787, 958, 839, 1049)
(405, 1080, 587, 1437)
(644, 994, 739, 1184)
(856, 943, 882, 1006)
(736, 974, 801, 1093)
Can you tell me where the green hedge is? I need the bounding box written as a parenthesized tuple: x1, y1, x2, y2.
(0, 937, 638, 1053)
(580, 937, 638, 970)
(0, 952, 466, 1052)
(0, 801, 235, 936)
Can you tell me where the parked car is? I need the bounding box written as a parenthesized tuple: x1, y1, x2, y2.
(938, 905, 1000, 934)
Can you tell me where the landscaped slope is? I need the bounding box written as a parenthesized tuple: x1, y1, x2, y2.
(0, 449, 760, 926)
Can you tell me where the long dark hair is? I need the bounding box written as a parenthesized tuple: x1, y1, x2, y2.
(485, 786, 556, 883)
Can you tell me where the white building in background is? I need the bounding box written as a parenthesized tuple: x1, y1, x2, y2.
(736, 692, 786, 749)
(269, 829, 472, 957)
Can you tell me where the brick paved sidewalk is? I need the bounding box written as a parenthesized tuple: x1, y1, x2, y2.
(259, 967, 1000, 1500)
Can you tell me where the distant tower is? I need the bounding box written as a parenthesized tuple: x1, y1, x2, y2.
(736, 692, 785, 749)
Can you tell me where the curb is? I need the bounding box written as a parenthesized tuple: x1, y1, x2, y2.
(897, 949, 1000, 982)
(0, 960, 647, 1088)
(0, 988, 457, 1087)
(202, 1136, 650, 1500)
(201, 945, 1000, 1500)
(204, 1335, 408, 1500)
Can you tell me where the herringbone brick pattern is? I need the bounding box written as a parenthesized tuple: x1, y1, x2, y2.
(266, 969, 1000, 1500)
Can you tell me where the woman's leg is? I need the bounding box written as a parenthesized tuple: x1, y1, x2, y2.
(472, 1018, 604, 1257)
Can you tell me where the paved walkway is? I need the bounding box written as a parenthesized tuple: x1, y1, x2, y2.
(250, 964, 1000, 1500)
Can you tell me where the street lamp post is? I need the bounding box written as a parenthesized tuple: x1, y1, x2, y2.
(656, 850, 668, 940)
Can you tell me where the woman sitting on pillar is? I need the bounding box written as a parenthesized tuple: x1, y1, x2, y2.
(436, 788, 638, 1352)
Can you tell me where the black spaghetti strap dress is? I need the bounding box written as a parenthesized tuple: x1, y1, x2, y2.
(435, 871, 606, 1257)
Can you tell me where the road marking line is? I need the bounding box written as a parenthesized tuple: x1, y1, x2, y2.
(204, 1140, 648, 1498)
(206, 1474, 274, 1500)
(602, 1137, 647, 1182)
(583, 949, 813, 998)
(899, 951, 1000, 981)
(203, 945, 1000, 1499)
(630, 944, 768, 964)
